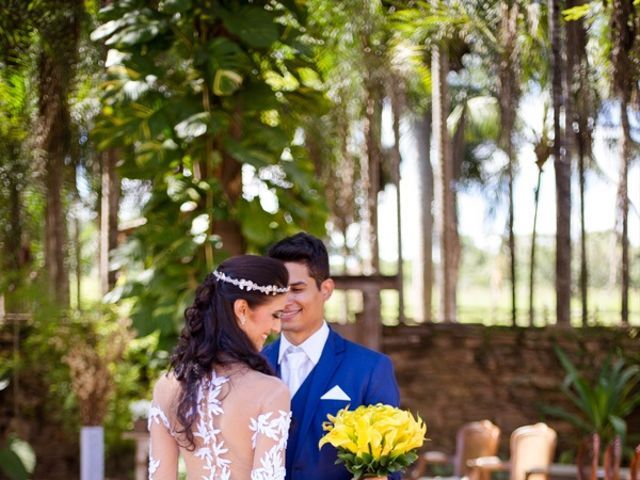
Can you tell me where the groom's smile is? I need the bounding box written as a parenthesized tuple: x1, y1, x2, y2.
(280, 261, 334, 345)
(280, 307, 302, 322)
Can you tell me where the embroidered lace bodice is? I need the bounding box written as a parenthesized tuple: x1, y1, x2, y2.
(148, 365, 291, 480)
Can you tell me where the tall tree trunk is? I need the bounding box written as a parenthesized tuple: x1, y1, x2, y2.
(37, 0, 83, 307)
(390, 84, 405, 324)
(609, 0, 635, 325)
(74, 215, 81, 309)
(363, 87, 382, 274)
(214, 154, 245, 257)
(549, 0, 571, 326)
(432, 43, 456, 322)
(413, 112, 433, 323)
(578, 133, 588, 325)
(618, 95, 630, 325)
(529, 166, 543, 326)
(566, 0, 591, 327)
(98, 0, 121, 296)
(99, 149, 119, 295)
(498, 1, 520, 326)
(215, 103, 245, 257)
(3, 152, 29, 312)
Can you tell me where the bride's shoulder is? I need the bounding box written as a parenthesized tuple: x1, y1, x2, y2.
(152, 371, 181, 404)
(243, 369, 288, 393)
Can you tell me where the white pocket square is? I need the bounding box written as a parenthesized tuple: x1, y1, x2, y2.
(320, 385, 351, 401)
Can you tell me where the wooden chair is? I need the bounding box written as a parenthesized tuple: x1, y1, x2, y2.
(467, 422, 557, 480)
(576, 433, 601, 480)
(409, 420, 500, 480)
(630, 443, 640, 480)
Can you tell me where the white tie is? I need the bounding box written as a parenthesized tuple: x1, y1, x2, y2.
(284, 347, 310, 397)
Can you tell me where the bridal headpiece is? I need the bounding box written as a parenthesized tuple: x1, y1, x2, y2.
(213, 270, 289, 295)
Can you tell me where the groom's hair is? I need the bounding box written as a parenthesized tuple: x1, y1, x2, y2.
(267, 232, 329, 288)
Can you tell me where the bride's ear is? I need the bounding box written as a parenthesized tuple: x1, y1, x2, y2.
(233, 299, 249, 326)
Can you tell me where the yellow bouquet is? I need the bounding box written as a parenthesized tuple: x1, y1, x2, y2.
(318, 403, 427, 479)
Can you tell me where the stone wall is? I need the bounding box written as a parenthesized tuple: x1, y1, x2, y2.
(380, 323, 640, 460)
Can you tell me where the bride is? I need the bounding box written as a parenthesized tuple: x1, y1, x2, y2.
(148, 255, 291, 479)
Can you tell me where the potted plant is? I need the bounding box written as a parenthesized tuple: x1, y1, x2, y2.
(63, 312, 131, 480)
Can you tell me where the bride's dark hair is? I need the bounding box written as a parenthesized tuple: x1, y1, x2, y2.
(169, 255, 289, 448)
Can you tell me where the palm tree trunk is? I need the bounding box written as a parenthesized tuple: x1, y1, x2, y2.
(529, 167, 543, 326)
(413, 112, 433, 323)
(549, 0, 571, 326)
(609, 0, 635, 325)
(618, 95, 630, 325)
(40, 50, 71, 307)
(432, 43, 455, 322)
(578, 134, 588, 326)
(390, 84, 405, 324)
(566, 0, 591, 327)
(363, 87, 382, 273)
(498, 2, 520, 326)
(507, 143, 516, 325)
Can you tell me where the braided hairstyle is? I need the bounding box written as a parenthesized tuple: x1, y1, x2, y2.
(170, 255, 289, 449)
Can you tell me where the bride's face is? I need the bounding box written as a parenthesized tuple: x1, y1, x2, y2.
(243, 295, 286, 350)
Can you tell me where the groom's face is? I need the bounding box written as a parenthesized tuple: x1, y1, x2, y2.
(280, 261, 334, 345)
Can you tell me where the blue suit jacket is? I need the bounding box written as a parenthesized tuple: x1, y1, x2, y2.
(262, 328, 401, 480)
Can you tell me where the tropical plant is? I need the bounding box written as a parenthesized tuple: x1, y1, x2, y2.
(545, 347, 640, 445)
(0, 436, 36, 480)
(92, 0, 329, 337)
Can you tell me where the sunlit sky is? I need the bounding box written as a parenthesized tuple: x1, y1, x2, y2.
(378, 93, 640, 262)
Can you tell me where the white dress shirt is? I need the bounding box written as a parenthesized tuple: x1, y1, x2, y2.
(278, 321, 329, 396)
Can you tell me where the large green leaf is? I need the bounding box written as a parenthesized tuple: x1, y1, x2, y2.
(0, 437, 35, 480)
(237, 199, 277, 247)
(213, 69, 243, 96)
(224, 138, 276, 168)
(105, 18, 168, 47)
(158, 0, 192, 15)
(219, 6, 279, 49)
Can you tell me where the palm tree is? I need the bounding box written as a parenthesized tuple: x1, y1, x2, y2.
(608, 0, 638, 324)
(549, 0, 572, 326)
(529, 110, 552, 325)
(432, 37, 457, 322)
(565, 0, 597, 327)
(413, 111, 434, 322)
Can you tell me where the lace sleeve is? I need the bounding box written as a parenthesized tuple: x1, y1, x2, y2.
(248, 382, 291, 480)
(148, 376, 179, 480)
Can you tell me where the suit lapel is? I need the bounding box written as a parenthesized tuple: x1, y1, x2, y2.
(293, 329, 346, 461)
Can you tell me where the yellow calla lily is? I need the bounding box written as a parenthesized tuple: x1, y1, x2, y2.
(318, 404, 427, 476)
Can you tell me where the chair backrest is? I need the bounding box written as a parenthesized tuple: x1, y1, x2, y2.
(630, 443, 640, 480)
(510, 423, 557, 480)
(576, 433, 600, 480)
(452, 420, 501, 477)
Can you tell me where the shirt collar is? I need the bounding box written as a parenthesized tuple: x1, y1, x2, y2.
(278, 321, 329, 366)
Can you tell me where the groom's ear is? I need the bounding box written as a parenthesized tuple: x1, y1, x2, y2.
(319, 278, 334, 301)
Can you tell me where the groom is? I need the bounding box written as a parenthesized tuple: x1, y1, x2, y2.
(263, 232, 401, 480)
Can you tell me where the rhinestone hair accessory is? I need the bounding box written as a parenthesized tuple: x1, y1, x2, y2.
(213, 270, 289, 295)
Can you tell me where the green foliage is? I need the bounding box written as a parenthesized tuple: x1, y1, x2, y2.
(562, 3, 595, 21)
(0, 436, 36, 480)
(105, 330, 169, 447)
(336, 449, 418, 479)
(92, 0, 329, 337)
(544, 347, 640, 444)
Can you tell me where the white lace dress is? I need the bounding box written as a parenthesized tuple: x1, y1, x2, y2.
(147, 365, 291, 480)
